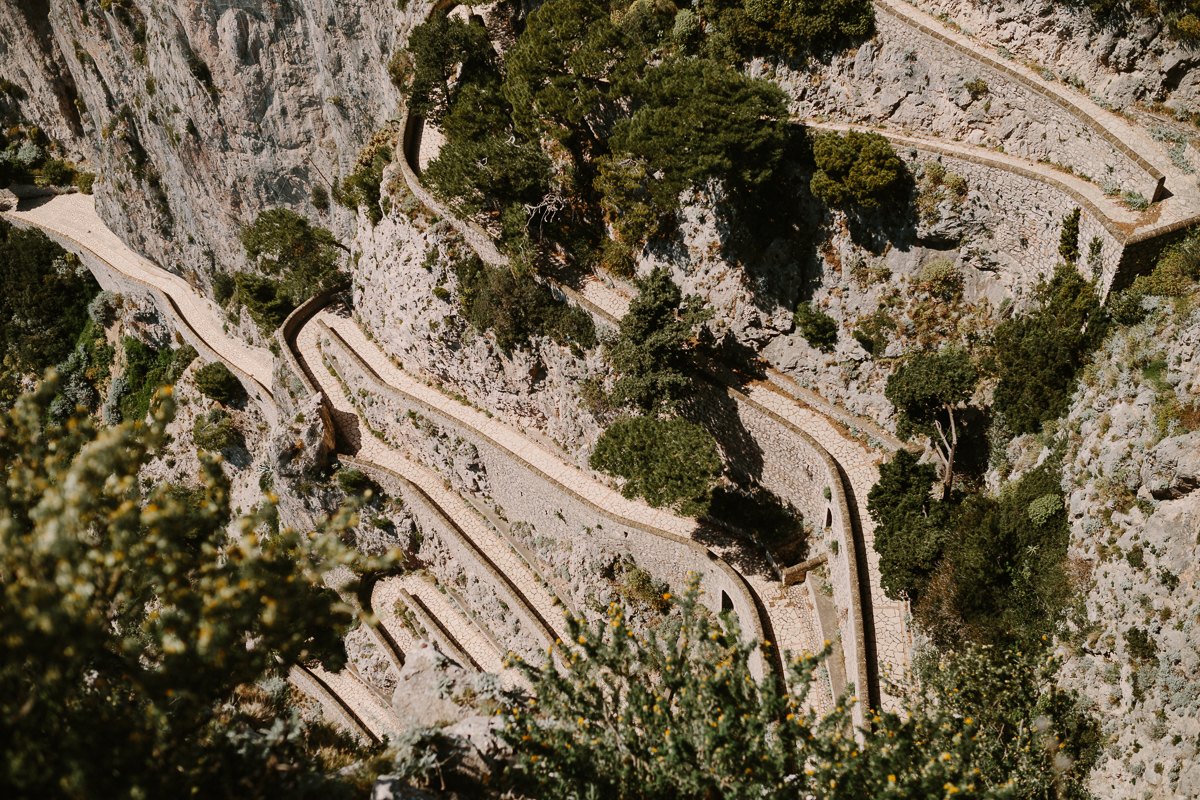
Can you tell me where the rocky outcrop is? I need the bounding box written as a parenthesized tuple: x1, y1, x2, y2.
(3, 0, 422, 293)
(269, 391, 335, 530)
(1141, 431, 1200, 499)
(919, 0, 1200, 114)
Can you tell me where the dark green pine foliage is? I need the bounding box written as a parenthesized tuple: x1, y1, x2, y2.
(922, 464, 1072, 649)
(992, 264, 1108, 434)
(793, 301, 839, 352)
(193, 360, 244, 404)
(867, 448, 949, 602)
(424, 79, 551, 219)
(454, 256, 596, 352)
(699, 0, 875, 63)
(503, 0, 641, 162)
(405, 10, 497, 124)
(589, 415, 722, 515)
(884, 346, 977, 497)
(1058, 207, 1081, 264)
(610, 57, 791, 208)
(238, 208, 345, 333)
(809, 129, 907, 208)
(607, 266, 710, 414)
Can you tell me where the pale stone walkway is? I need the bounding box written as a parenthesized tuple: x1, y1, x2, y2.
(295, 306, 819, 689)
(297, 311, 574, 652)
(874, 0, 1200, 230)
(306, 663, 402, 740)
(3, 194, 274, 388)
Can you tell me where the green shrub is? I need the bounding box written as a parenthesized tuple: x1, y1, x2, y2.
(337, 468, 378, 496)
(193, 361, 244, 404)
(431, 286, 450, 301)
(1125, 626, 1157, 662)
(192, 407, 240, 451)
(118, 340, 197, 423)
(211, 272, 235, 306)
(73, 171, 96, 194)
(809, 129, 906, 208)
(993, 264, 1107, 434)
(618, 564, 670, 613)
(234, 273, 296, 334)
(918, 257, 961, 300)
(589, 415, 721, 515)
(793, 301, 838, 351)
(502, 576, 1097, 800)
(0, 221, 100, 406)
(339, 132, 394, 224)
(607, 267, 709, 413)
(454, 255, 596, 352)
(39, 158, 76, 186)
(240, 208, 345, 307)
(311, 183, 329, 212)
(1058, 207, 1080, 264)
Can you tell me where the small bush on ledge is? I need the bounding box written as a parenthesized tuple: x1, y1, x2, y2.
(793, 301, 838, 352)
(194, 361, 244, 404)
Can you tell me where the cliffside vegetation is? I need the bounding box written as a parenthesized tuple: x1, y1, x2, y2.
(0, 382, 385, 798)
(406, 0, 871, 276)
(234, 209, 346, 333)
(488, 578, 1099, 800)
(0, 221, 102, 407)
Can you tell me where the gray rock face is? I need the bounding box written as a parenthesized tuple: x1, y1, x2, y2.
(1141, 431, 1200, 499)
(270, 392, 334, 482)
(390, 640, 475, 730)
(3, 0, 422, 295)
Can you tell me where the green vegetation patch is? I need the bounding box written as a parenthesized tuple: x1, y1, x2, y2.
(589, 414, 721, 515)
(117, 339, 196, 423)
(454, 255, 596, 352)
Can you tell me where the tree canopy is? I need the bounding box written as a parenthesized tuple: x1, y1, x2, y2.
(610, 58, 791, 207)
(0, 381, 379, 797)
(809, 129, 907, 208)
(867, 448, 949, 602)
(992, 265, 1107, 434)
(0, 220, 99, 404)
(607, 267, 710, 414)
(405, 10, 497, 125)
(885, 346, 978, 496)
(589, 414, 722, 514)
(239, 208, 345, 304)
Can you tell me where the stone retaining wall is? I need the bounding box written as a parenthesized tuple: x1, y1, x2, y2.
(689, 383, 874, 722)
(341, 453, 558, 661)
(319, 326, 770, 680)
(893, 143, 1127, 290)
(869, 1, 1163, 201)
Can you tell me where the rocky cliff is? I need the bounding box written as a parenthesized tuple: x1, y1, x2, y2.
(0, 0, 420, 291)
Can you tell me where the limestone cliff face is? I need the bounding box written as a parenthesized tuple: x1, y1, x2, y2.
(2, 0, 423, 293)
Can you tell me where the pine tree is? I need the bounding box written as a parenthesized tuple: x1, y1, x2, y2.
(607, 267, 710, 413)
(1058, 207, 1081, 264)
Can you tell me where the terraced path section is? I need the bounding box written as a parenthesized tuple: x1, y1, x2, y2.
(873, 0, 1200, 236)
(293, 305, 822, 694)
(2, 194, 275, 398)
(0, 194, 402, 739)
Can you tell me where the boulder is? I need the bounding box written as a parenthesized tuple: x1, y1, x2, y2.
(1140, 431, 1200, 499)
(270, 392, 334, 481)
(391, 640, 474, 729)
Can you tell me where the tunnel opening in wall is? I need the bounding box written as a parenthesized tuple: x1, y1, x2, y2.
(721, 590, 734, 613)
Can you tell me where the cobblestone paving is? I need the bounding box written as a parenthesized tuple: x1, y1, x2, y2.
(743, 383, 912, 706)
(298, 306, 820, 691)
(4, 194, 274, 387)
(305, 663, 402, 739)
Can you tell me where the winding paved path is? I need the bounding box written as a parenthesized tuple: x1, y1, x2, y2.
(296, 305, 821, 694)
(3, 194, 274, 395)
